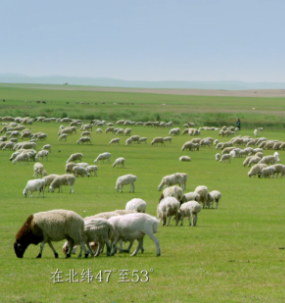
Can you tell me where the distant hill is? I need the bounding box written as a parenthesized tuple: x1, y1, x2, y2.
(1, 73, 285, 90)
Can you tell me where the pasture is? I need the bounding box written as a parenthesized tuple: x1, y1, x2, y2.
(0, 85, 285, 302)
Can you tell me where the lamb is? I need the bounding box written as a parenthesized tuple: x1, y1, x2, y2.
(63, 218, 114, 257)
(125, 198, 147, 213)
(115, 174, 137, 192)
(66, 153, 83, 163)
(215, 153, 221, 161)
(163, 136, 172, 143)
(108, 213, 160, 256)
(94, 152, 111, 164)
(157, 197, 180, 226)
(77, 137, 92, 144)
(258, 166, 276, 178)
(49, 174, 76, 193)
(158, 173, 187, 191)
(109, 138, 120, 145)
(33, 162, 47, 178)
(35, 150, 49, 161)
(181, 192, 201, 203)
(14, 209, 89, 258)
(42, 144, 51, 152)
(248, 163, 268, 178)
(138, 137, 147, 144)
(258, 154, 280, 165)
(125, 137, 133, 145)
(175, 201, 202, 226)
(151, 137, 165, 146)
(73, 166, 90, 178)
(169, 128, 180, 136)
(220, 154, 231, 163)
(208, 190, 222, 209)
(23, 179, 46, 198)
(58, 134, 68, 141)
(112, 157, 125, 168)
(159, 185, 183, 203)
(194, 185, 209, 208)
(86, 165, 98, 176)
(179, 156, 191, 162)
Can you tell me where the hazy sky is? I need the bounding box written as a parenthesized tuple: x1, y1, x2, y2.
(1, 0, 284, 82)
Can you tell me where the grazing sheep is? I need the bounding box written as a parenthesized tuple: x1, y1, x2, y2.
(94, 152, 111, 164)
(194, 185, 209, 208)
(158, 173, 187, 191)
(181, 141, 194, 151)
(33, 162, 47, 178)
(271, 164, 285, 178)
(49, 174, 76, 193)
(73, 166, 90, 178)
(181, 192, 201, 203)
(200, 139, 211, 147)
(125, 198, 147, 213)
(130, 135, 140, 143)
(159, 185, 183, 203)
(124, 128, 132, 136)
(115, 174, 137, 193)
(138, 137, 147, 144)
(13, 153, 30, 165)
(169, 128, 180, 136)
(248, 156, 262, 167)
(42, 174, 60, 192)
(2, 141, 15, 150)
(96, 128, 103, 133)
(222, 147, 235, 154)
(248, 164, 268, 178)
(35, 150, 49, 161)
(208, 190, 222, 209)
(109, 138, 120, 145)
(258, 154, 280, 165)
(77, 137, 92, 144)
(125, 137, 133, 145)
(81, 131, 91, 137)
(112, 157, 125, 168)
(108, 213, 160, 256)
(58, 134, 68, 141)
(86, 165, 98, 177)
(14, 209, 89, 258)
(42, 144, 51, 152)
(215, 153, 221, 161)
(157, 197, 180, 226)
(220, 154, 231, 163)
(151, 137, 165, 146)
(81, 124, 92, 131)
(259, 166, 276, 178)
(163, 136, 172, 143)
(23, 179, 46, 198)
(66, 153, 83, 163)
(175, 201, 202, 226)
(179, 156, 191, 162)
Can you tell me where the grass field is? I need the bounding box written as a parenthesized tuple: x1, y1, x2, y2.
(1, 84, 285, 302)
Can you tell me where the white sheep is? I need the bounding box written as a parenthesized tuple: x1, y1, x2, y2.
(254, 129, 258, 137)
(208, 190, 222, 209)
(259, 166, 276, 178)
(49, 174, 76, 193)
(94, 152, 111, 164)
(169, 128, 180, 136)
(126, 137, 133, 145)
(130, 135, 140, 143)
(248, 156, 262, 167)
(14, 209, 89, 258)
(271, 164, 285, 178)
(115, 174, 137, 192)
(124, 128, 132, 136)
(42, 144, 51, 152)
(96, 128, 103, 133)
(248, 163, 268, 178)
(125, 198, 147, 213)
(77, 137, 92, 144)
(13, 153, 30, 165)
(73, 166, 90, 178)
(108, 213, 160, 256)
(220, 154, 231, 163)
(163, 136, 172, 143)
(179, 156, 191, 162)
(215, 153, 221, 161)
(23, 179, 46, 198)
(157, 197, 180, 226)
(158, 173, 187, 191)
(194, 185, 209, 208)
(138, 137, 147, 144)
(258, 154, 280, 165)
(175, 201, 202, 226)
(109, 138, 120, 145)
(86, 165, 98, 177)
(151, 137, 165, 146)
(33, 162, 47, 178)
(181, 141, 194, 151)
(66, 153, 83, 163)
(58, 134, 68, 141)
(112, 157, 125, 168)
(159, 185, 183, 203)
(42, 174, 60, 192)
(35, 150, 49, 161)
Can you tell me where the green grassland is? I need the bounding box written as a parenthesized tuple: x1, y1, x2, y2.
(0, 84, 285, 302)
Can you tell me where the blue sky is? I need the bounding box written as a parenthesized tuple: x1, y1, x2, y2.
(1, 0, 284, 82)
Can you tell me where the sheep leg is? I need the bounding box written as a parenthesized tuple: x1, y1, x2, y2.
(70, 185, 74, 193)
(132, 183, 135, 193)
(111, 237, 119, 256)
(130, 239, 143, 256)
(48, 241, 59, 258)
(105, 240, 112, 256)
(193, 214, 198, 227)
(145, 231, 161, 256)
(166, 216, 171, 226)
(87, 243, 95, 257)
(36, 242, 46, 258)
(66, 239, 74, 258)
(95, 170, 97, 177)
(79, 242, 89, 258)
